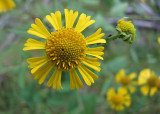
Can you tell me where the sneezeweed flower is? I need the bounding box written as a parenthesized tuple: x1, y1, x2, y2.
(158, 37, 160, 44)
(116, 17, 136, 44)
(115, 69, 137, 93)
(0, 0, 15, 13)
(140, 0, 146, 3)
(106, 88, 131, 111)
(156, 77, 160, 90)
(23, 9, 106, 90)
(138, 69, 159, 96)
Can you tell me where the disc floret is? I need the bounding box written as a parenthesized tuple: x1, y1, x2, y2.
(46, 28, 86, 70)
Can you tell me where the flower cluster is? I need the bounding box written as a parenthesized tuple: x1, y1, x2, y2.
(106, 68, 160, 111)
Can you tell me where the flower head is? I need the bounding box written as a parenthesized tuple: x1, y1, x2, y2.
(141, 0, 146, 3)
(156, 77, 160, 90)
(116, 17, 136, 44)
(116, 69, 137, 93)
(0, 0, 15, 13)
(23, 9, 106, 90)
(158, 37, 160, 44)
(106, 88, 131, 111)
(138, 69, 159, 96)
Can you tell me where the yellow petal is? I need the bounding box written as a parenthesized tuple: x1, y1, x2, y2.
(64, 9, 78, 28)
(129, 72, 137, 80)
(23, 38, 45, 51)
(118, 87, 128, 96)
(86, 47, 104, 55)
(47, 69, 58, 87)
(47, 69, 62, 90)
(77, 64, 98, 86)
(75, 13, 95, 32)
(0, 0, 15, 12)
(124, 94, 131, 107)
(28, 18, 51, 39)
(150, 87, 158, 96)
(27, 56, 48, 72)
(31, 62, 53, 85)
(115, 69, 125, 83)
(82, 57, 101, 72)
(158, 37, 160, 44)
(115, 104, 124, 111)
(85, 28, 102, 41)
(140, 85, 149, 96)
(46, 11, 62, 30)
(86, 33, 105, 44)
(138, 69, 151, 85)
(86, 39, 106, 45)
(129, 85, 136, 93)
(107, 88, 115, 100)
(86, 48, 104, 60)
(69, 69, 84, 90)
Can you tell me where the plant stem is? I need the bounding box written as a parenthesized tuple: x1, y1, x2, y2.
(106, 34, 121, 42)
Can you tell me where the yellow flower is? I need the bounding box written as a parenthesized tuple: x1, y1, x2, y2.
(115, 69, 137, 93)
(106, 88, 131, 111)
(157, 77, 160, 90)
(23, 9, 106, 90)
(0, 0, 15, 13)
(116, 17, 136, 44)
(141, 0, 146, 3)
(158, 37, 160, 44)
(138, 69, 159, 96)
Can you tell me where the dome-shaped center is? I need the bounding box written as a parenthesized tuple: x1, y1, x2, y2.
(111, 94, 124, 105)
(120, 76, 130, 86)
(147, 76, 158, 87)
(46, 28, 86, 70)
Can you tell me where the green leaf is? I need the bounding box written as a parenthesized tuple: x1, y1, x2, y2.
(130, 48, 139, 64)
(9, 24, 33, 38)
(110, 2, 128, 17)
(35, 3, 52, 17)
(83, 95, 96, 114)
(0, 28, 4, 41)
(94, 13, 114, 32)
(102, 56, 129, 73)
(82, 0, 100, 6)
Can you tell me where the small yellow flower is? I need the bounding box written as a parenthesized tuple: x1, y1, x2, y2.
(23, 9, 106, 90)
(116, 18, 136, 44)
(0, 0, 15, 13)
(116, 69, 137, 93)
(138, 69, 159, 96)
(106, 88, 131, 111)
(158, 37, 160, 44)
(156, 77, 160, 90)
(141, 0, 146, 3)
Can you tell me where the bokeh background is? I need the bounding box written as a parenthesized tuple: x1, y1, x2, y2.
(0, 0, 160, 114)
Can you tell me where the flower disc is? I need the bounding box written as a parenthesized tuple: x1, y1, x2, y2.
(46, 28, 86, 70)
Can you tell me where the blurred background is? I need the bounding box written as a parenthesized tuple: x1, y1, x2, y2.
(0, 0, 160, 114)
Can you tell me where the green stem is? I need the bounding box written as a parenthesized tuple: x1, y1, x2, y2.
(106, 34, 121, 42)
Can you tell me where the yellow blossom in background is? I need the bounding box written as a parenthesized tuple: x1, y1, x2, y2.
(158, 37, 160, 44)
(156, 77, 160, 90)
(0, 0, 15, 12)
(106, 88, 131, 111)
(141, 0, 146, 3)
(116, 69, 137, 93)
(138, 69, 159, 96)
(116, 17, 136, 44)
(23, 9, 106, 90)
